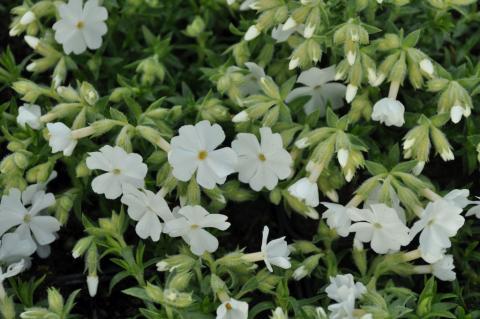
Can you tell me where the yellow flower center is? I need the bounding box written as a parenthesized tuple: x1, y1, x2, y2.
(23, 213, 32, 223)
(258, 153, 266, 161)
(225, 303, 233, 311)
(373, 222, 382, 229)
(191, 224, 199, 229)
(76, 20, 85, 29)
(113, 168, 122, 175)
(198, 150, 208, 160)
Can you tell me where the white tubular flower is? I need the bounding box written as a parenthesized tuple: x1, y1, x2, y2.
(0, 233, 36, 265)
(87, 274, 99, 297)
(325, 273, 366, 303)
(244, 25, 260, 41)
(164, 205, 230, 256)
(328, 297, 355, 319)
(86, 145, 147, 199)
(168, 120, 237, 189)
(216, 298, 249, 319)
(53, 0, 108, 55)
(345, 84, 357, 103)
(409, 199, 464, 263)
(450, 105, 470, 124)
(287, 177, 319, 207)
(432, 254, 456, 281)
(121, 185, 174, 241)
(419, 58, 434, 75)
(17, 104, 42, 130)
(0, 189, 60, 248)
(348, 204, 410, 254)
(285, 66, 347, 115)
(321, 202, 352, 237)
(337, 148, 349, 168)
(271, 23, 304, 43)
(371, 98, 405, 127)
(261, 226, 291, 272)
(20, 11, 36, 25)
(232, 127, 292, 191)
(46, 122, 77, 156)
(0, 259, 27, 283)
(240, 62, 265, 96)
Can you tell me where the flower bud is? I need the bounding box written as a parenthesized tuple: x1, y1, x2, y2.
(20, 308, 51, 319)
(14, 152, 29, 170)
(168, 272, 192, 291)
(47, 288, 64, 314)
(156, 255, 196, 273)
(292, 254, 322, 280)
(72, 236, 93, 259)
(430, 126, 453, 161)
(185, 16, 205, 37)
(80, 82, 99, 106)
(26, 161, 52, 183)
(87, 275, 99, 297)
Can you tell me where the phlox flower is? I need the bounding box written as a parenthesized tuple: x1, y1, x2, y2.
(287, 177, 319, 207)
(216, 298, 249, 319)
(321, 202, 353, 237)
(17, 104, 42, 130)
(371, 98, 405, 127)
(260, 226, 291, 272)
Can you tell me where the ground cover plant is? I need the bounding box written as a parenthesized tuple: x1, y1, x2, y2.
(1, 0, 480, 318)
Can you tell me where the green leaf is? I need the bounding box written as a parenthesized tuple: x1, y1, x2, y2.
(325, 108, 339, 128)
(109, 107, 129, 123)
(392, 160, 418, 173)
(403, 29, 422, 48)
(364, 160, 388, 176)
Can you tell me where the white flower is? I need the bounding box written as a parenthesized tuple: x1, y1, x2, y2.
(0, 259, 27, 283)
(0, 189, 60, 248)
(443, 189, 471, 209)
(121, 185, 174, 241)
(164, 205, 230, 256)
(46, 122, 77, 156)
(216, 298, 249, 319)
(17, 104, 42, 130)
(239, 62, 265, 96)
(271, 23, 304, 43)
(325, 273, 366, 303)
(0, 233, 36, 265)
(260, 226, 291, 272)
(86, 145, 148, 199)
(270, 307, 288, 319)
(364, 184, 406, 223)
(168, 120, 237, 189)
(87, 274, 99, 297)
(348, 204, 410, 254)
(466, 196, 480, 218)
(432, 254, 456, 281)
(321, 202, 352, 237)
(20, 11, 36, 25)
(53, 0, 108, 55)
(345, 84, 357, 103)
(371, 98, 405, 127)
(450, 105, 469, 124)
(22, 171, 58, 206)
(419, 59, 434, 75)
(285, 66, 347, 115)
(328, 297, 355, 319)
(292, 265, 308, 281)
(288, 177, 319, 207)
(232, 127, 292, 191)
(244, 25, 260, 41)
(410, 199, 464, 263)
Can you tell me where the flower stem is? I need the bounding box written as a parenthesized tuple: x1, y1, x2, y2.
(217, 291, 230, 303)
(402, 249, 422, 262)
(388, 81, 400, 99)
(241, 252, 264, 263)
(413, 265, 432, 275)
(308, 162, 324, 183)
(346, 194, 363, 208)
(421, 188, 442, 202)
(71, 126, 95, 139)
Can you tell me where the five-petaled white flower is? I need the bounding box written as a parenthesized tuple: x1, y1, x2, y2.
(288, 177, 319, 207)
(121, 185, 174, 241)
(409, 199, 464, 263)
(216, 298, 249, 319)
(53, 0, 108, 55)
(371, 98, 405, 127)
(0, 189, 60, 248)
(321, 202, 353, 237)
(164, 205, 230, 256)
(286, 66, 347, 115)
(348, 204, 410, 254)
(47, 122, 77, 156)
(443, 189, 471, 209)
(325, 273, 366, 303)
(432, 254, 456, 281)
(260, 226, 291, 272)
(17, 104, 42, 130)
(232, 127, 292, 191)
(168, 120, 237, 189)
(240, 62, 265, 96)
(86, 145, 148, 199)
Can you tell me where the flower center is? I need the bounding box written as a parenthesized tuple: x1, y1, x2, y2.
(427, 219, 435, 226)
(190, 224, 199, 229)
(23, 213, 32, 223)
(373, 222, 382, 229)
(226, 303, 233, 311)
(112, 168, 122, 175)
(76, 20, 85, 29)
(258, 153, 266, 161)
(198, 150, 208, 160)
